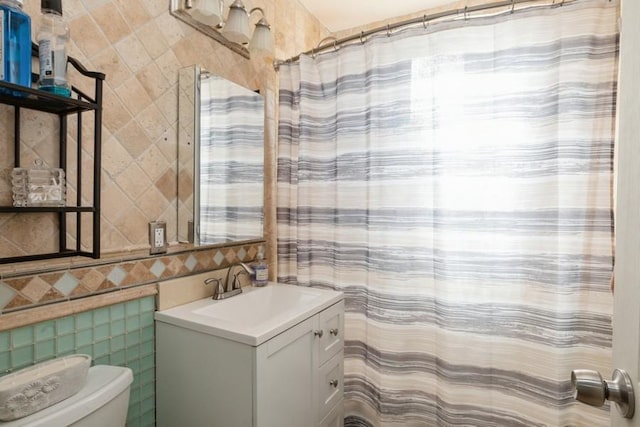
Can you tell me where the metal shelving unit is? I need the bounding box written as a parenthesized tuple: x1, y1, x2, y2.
(0, 45, 105, 264)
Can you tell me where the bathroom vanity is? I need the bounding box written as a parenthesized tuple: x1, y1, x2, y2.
(155, 283, 345, 427)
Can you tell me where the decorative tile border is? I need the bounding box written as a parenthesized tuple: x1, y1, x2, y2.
(0, 241, 264, 313)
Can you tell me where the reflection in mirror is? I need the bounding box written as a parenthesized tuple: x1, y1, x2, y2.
(177, 65, 265, 246)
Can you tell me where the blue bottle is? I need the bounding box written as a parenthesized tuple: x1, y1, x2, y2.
(0, 0, 32, 94)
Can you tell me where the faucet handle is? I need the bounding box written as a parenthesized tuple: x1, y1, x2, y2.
(205, 277, 224, 297)
(232, 271, 249, 290)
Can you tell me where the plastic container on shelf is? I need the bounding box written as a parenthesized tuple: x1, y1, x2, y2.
(12, 160, 66, 207)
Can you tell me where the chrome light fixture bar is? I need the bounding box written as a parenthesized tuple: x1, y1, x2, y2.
(170, 0, 273, 60)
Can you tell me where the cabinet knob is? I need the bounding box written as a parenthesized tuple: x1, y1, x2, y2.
(329, 328, 339, 336)
(314, 330, 324, 338)
(329, 379, 339, 388)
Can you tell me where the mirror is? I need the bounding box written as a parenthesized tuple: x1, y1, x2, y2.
(178, 65, 265, 246)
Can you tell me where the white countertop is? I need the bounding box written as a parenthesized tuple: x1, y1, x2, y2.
(154, 282, 344, 346)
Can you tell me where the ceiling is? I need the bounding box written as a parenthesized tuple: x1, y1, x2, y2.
(298, 0, 457, 33)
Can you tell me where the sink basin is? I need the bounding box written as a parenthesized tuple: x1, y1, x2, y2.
(155, 282, 343, 346)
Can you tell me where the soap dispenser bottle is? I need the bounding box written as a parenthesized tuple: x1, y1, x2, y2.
(253, 252, 268, 287)
(0, 0, 32, 93)
(37, 0, 70, 97)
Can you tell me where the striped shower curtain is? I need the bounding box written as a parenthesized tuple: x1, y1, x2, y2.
(277, 1, 618, 426)
(199, 75, 264, 244)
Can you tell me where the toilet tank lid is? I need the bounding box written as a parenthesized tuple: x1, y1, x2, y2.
(2, 365, 133, 427)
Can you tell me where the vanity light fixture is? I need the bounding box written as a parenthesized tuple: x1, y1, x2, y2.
(171, 0, 273, 60)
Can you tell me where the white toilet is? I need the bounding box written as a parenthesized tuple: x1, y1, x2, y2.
(2, 365, 133, 427)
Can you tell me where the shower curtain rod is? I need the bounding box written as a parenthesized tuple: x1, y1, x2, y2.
(273, 0, 585, 71)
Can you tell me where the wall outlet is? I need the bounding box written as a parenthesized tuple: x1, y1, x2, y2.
(149, 221, 167, 254)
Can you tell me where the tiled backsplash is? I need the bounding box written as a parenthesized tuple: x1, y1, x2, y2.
(0, 241, 264, 313)
(0, 296, 156, 427)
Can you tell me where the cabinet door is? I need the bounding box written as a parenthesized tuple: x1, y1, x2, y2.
(318, 301, 345, 366)
(255, 316, 317, 427)
(320, 402, 345, 427)
(316, 350, 344, 424)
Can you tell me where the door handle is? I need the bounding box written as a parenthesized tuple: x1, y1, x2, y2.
(571, 368, 635, 418)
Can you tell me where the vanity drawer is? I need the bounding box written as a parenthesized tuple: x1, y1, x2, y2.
(318, 300, 345, 366)
(317, 350, 344, 423)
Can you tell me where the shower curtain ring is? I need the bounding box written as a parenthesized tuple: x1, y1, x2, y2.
(511, 0, 515, 13)
(333, 40, 338, 51)
(311, 48, 317, 59)
(360, 31, 365, 44)
(423, 14, 428, 29)
(464, 6, 468, 21)
(386, 24, 391, 36)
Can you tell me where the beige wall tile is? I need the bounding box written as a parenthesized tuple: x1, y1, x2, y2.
(114, 34, 152, 74)
(70, 14, 110, 58)
(115, 76, 153, 116)
(21, 277, 52, 303)
(100, 222, 130, 250)
(80, 0, 111, 12)
(102, 86, 134, 133)
(115, 163, 152, 201)
(140, 0, 167, 18)
(91, 2, 132, 44)
(113, 0, 152, 28)
(155, 49, 182, 83)
(154, 12, 189, 47)
(157, 270, 229, 311)
(101, 178, 129, 220)
(136, 62, 172, 102)
(61, 0, 88, 21)
(137, 104, 170, 142)
(91, 47, 133, 88)
(102, 137, 133, 178)
(136, 20, 170, 60)
(114, 206, 149, 246)
(156, 86, 179, 125)
(137, 186, 170, 220)
(138, 144, 171, 182)
(156, 169, 177, 202)
(115, 120, 152, 159)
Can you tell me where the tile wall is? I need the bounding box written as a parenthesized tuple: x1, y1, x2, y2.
(0, 296, 156, 426)
(0, 0, 329, 264)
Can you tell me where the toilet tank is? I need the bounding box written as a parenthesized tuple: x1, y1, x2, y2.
(2, 365, 133, 427)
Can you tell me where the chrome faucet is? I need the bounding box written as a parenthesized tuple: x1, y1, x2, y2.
(206, 263, 254, 300)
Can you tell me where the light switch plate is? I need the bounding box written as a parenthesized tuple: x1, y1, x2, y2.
(149, 221, 167, 254)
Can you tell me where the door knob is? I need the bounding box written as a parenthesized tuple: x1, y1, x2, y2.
(571, 368, 635, 418)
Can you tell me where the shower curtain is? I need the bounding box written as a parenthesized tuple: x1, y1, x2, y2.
(277, 1, 619, 425)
